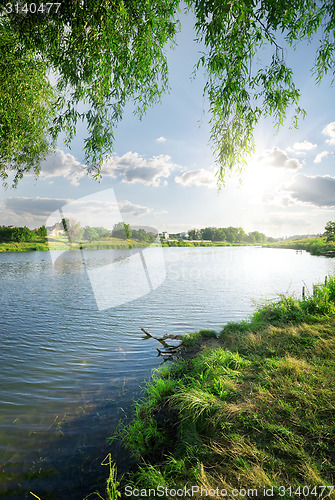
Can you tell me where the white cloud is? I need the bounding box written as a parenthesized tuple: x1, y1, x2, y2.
(118, 200, 153, 217)
(260, 147, 302, 170)
(101, 152, 177, 186)
(1, 191, 157, 229)
(39, 149, 87, 186)
(62, 198, 154, 222)
(322, 122, 335, 145)
(156, 136, 167, 143)
(175, 169, 216, 188)
(313, 151, 329, 164)
(290, 140, 317, 151)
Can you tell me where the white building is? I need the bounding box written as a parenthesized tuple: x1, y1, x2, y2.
(46, 222, 65, 236)
(178, 231, 189, 239)
(158, 231, 169, 240)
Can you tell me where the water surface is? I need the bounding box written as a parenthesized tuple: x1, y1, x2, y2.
(0, 247, 334, 498)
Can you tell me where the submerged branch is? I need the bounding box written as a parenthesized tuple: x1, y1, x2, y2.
(140, 327, 183, 355)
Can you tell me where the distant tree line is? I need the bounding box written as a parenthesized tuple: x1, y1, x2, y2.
(60, 219, 156, 244)
(111, 222, 156, 243)
(0, 225, 47, 242)
(61, 218, 111, 242)
(187, 227, 273, 244)
(0, 221, 157, 244)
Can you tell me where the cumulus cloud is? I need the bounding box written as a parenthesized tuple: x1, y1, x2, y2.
(101, 152, 177, 186)
(175, 169, 216, 188)
(156, 136, 167, 143)
(2, 191, 157, 229)
(290, 140, 317, 151)
(314, 151, 329, 164)
(285, 174, 335, 207)
(4, 197, 70, 217)
(260, 147, 302, 169)
(118, 200, 153, 217)
(322, 122, 335, 145)
(47, 194, 154, 227)
(39, 149, 87, 186)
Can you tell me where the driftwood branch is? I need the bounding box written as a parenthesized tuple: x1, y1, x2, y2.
(141, 328, 183, 341)
(141, 328, 183, 357)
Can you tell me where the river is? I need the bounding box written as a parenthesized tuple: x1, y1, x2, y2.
(0, 246, 334, 499)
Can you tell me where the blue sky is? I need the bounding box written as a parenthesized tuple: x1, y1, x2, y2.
(1, 8, 335, 237)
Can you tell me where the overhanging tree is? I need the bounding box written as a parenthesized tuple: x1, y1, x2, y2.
(0, 21, 56, 186)
(1, 0, 335, 186)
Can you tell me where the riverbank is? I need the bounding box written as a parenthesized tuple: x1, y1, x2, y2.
(265, 236, 335, 257)
(0, 237, 158, 252)
(0, 238, 263, 252)
(107, 278, 335, 499)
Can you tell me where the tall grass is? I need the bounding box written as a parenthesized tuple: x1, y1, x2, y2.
(112, 276, 335, 499)
(84, 454, 121, 500)
(224, 275, 335, 336)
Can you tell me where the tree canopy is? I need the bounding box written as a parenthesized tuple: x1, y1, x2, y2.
(324, 221, 335, 242)
(1, 0, 335, 186)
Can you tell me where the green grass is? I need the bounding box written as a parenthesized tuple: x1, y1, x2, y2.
(0, 236, 162, 253)
(266, 236, 335, 256)
(181, 329, 218, 347)
(111, 277, 335, 499)
(0, 240, 50, 252)
(84, 454, 121, 500)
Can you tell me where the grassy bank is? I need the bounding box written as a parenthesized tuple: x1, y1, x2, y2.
(160, 240, 268, 248)
(0, 241, 50, 252)
(265, 237, 335, 257)
(107, 279, 335, 499)
(0, 238, 269, 253)
(0, 237, 161, 253)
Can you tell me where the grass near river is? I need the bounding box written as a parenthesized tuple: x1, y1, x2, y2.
(99, 277, 335, 500)
(2, 234, 335, 254)
(266, 236, 335, 257)
(0, 236, 160, 252)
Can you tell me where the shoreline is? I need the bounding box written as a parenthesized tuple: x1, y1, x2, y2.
(103, 277, 335, 499)
(1, 235, 335, 256)
(265, 236, 335, 257)
(0, 240, 260, 253)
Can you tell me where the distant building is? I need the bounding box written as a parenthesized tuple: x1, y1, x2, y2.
(158, 231, 169, 240)
(46, 222, 65, 236)
(178, 231, 189, 239)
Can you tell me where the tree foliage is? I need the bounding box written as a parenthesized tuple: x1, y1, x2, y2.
(191, 226, 267, 243)
(1, 0, 335, 184)
(0, 21, 55, 186)
(1, 0, 179, 184)
(112, 222, 132, 240)
(0, 225, 45, 241)
(324, 221, 335, 242)
(61, 217, 83, 242)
